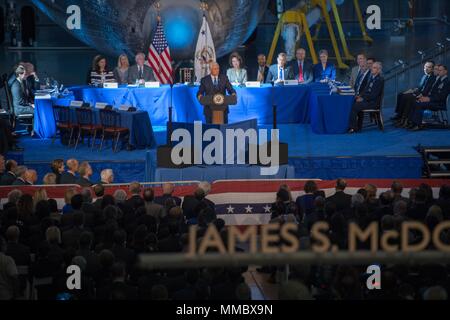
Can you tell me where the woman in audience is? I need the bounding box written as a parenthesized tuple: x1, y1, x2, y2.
(33, 189, 48, 210)
(113, 54, 130, 84)
(226, 52, 247, 84)
(88, 55, 115, 86)
(313, 49, 336, 82)
(51, 159, 65, 184)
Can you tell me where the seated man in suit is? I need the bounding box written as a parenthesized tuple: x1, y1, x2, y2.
(254, 54, 269, 83)
(266, 52, 294, 83)
(127, 52, 155, 84)
(353, 59, 371, 96)
(348, 62, 385, 133)
(349, 53, 368, 88)
(290, 48, 313, 84)
(406, 64, 450, 131)
(197, 62, 236, 124)
(10, 65, 34, 116)
(392, 61, 436, 123)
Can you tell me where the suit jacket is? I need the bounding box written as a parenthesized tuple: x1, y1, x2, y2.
(416, 74, 436, 96)
(349, 66, 360, 88)
(76, 176, 93, 187)
(0, 171, 16, 185)
(12, 177, 30, 186)
(266, 64, 294, 82)
(62, 226, 85, 249)
(11, 79, 34, 115)
(313, 62, 336, 82)
(226, 68, 247, 84)
(197, 74, 236, 98)
(125, 195, 145, 211)
(360, 74, 384, 106)
(290, 60, 313, 84)
(154, 194, 182, 207)
(326, 191, 352, 212)
(144, 202, 166, 222)
(6, 242, 31, 266)
(127, 64, 155, 83)
(429, 76, 450, 105)
(60, 171, 77, 184)
(252, 65, 269, 83)
(355, 69, 371, 95)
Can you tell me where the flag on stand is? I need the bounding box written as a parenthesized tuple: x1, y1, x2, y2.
(194, 14, 216, 82)
(148, 18, 173, 84)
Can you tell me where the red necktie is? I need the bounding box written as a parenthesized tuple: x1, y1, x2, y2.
(298, 62, 304, 82)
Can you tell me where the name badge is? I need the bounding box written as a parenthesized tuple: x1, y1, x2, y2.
(70, 101, 84, 107)
(95, 102, 108, 109)
(284, 80, 299, 86)
(245, 81, 261, 88)
(103, 82, 118, 89)
(145, 82, 160, 88)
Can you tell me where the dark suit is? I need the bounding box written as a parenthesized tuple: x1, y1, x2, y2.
(395, 73, 436, 117)
(154, 194, 182, 207)
(12, 177, 30, 186)
(59, 171, 77, 184)
(265, 64, 294, 83)
(0, 171, 16, 185)
(125, 195, 145, 211)
(11, 79, 34, 116)
(349, 74, 384, 130)
(354, 69, 371, 96)
(76, 176, 93, 187)
(62, 226, 85, 249)
(127, 64, 155, 83)
(252, 65, 269, 83)
(6, 242, 31, 266)
(408, 76, 450, 125)
(290, 60, 313, 84)
(197, 74, 236, 124)
(313, 62, 336, 82)
(326, 191, 352, 212)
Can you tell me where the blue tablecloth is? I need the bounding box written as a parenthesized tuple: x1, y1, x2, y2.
(67, 84, 314, 126)
(34, 97, 156, 148)
(35, 83, 355, 138)
(309, 91, 355, 134)
(154, 164, 295, 182)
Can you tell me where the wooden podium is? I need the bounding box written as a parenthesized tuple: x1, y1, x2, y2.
(199, 94, 237, 124)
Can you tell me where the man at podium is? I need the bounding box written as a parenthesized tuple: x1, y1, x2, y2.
(197, 62, 236, 124)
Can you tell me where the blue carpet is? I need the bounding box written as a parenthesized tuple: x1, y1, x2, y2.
(9, 107, 450, 182)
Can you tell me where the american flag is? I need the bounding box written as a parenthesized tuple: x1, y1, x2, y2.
(148, 19, 173, 84)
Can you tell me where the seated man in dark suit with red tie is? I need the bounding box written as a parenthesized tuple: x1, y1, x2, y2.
(405, 64, 450, 131)
(348, 62, 385, 133)
(290, 48, 313, 84)
(197, 62, 236, 124)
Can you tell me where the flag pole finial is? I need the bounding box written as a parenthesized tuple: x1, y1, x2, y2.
(200, 1, 208, 13)
(155, 1, 161, 21)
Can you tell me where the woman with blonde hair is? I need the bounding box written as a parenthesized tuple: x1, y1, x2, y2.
(113, 54, 130, 84)
(33, 188, 48, 210)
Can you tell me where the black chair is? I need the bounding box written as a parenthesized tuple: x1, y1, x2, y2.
(99, 109, 129, 152)
(427, 94, 449, 128)
(359, 85, 385, 132)
(75, 107, 102, 150)
(52, 105, 78, 146)
(2, 73, 34, 133)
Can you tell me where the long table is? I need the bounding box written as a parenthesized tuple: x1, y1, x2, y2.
(35, 83, 355, 139)
(34, 96, 156, 148)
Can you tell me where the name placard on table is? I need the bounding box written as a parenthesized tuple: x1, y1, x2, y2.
(95, 102, 108, 109)
(103, 82, 119, 89)
(70, 101, 84, 107)
(245, 81, 261, 88)
(145, 82, 160, 88)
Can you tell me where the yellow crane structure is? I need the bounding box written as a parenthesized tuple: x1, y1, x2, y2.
(267, 0, 373, 69)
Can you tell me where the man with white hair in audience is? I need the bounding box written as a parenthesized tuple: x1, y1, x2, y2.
(3, 189, 22, 211)
(155, 182, 182, 207)
(12, 166, 29, 185)
(60, 159, 79, 184)
(76, 161, 93, 187)
(100, 169, 114, 184)
(113, 189, 128, 203)
(197, 181, 215, 210)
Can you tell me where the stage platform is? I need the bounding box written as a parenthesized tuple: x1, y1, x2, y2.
(9, 105, 450, 183)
